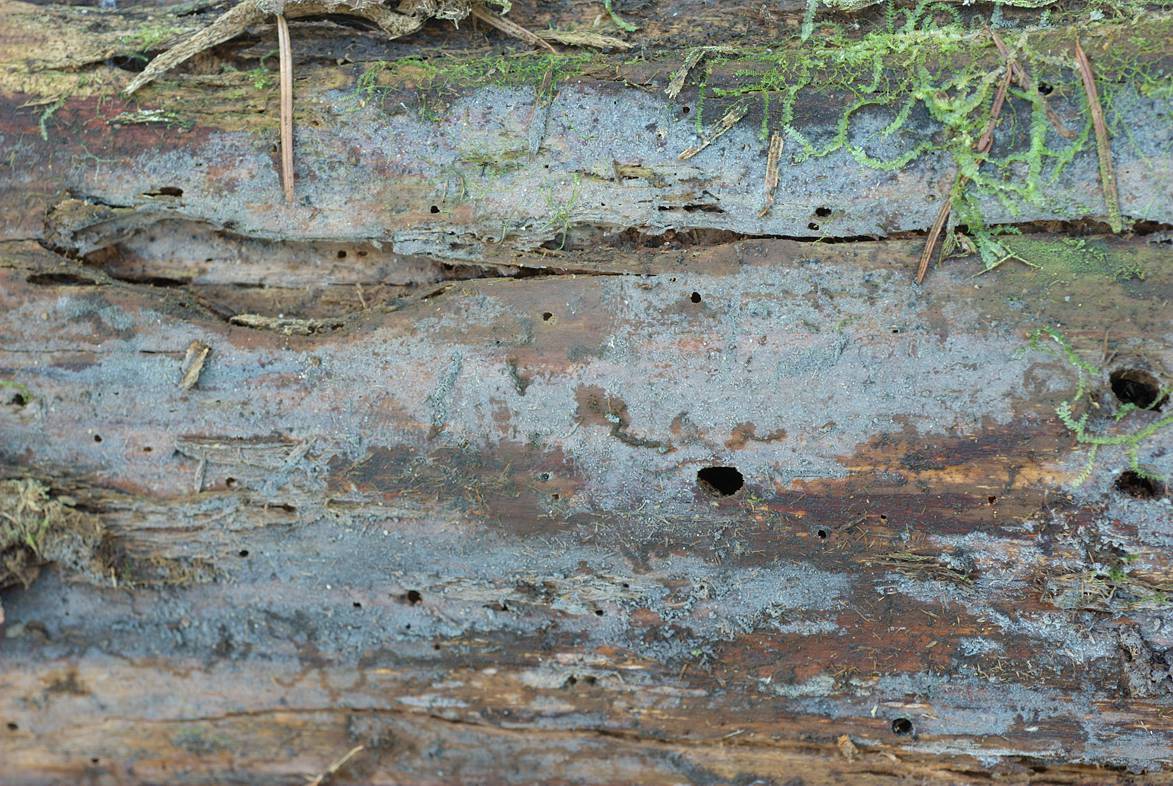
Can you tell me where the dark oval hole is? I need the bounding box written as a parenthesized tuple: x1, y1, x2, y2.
(690, 291, 702, 304)
(400, 589, 423, 605)
(430, 205, 440, 214)
(808, 222, 819, 231)
(542, 312, 553, 321)
(816, 528, 828, 539)
(891, 717, 913, 735)
(1109, 369, 1166, 411)
(1038, 81, 1054, 95)
(1115, 470, 1165, 500)
(697, 466, 744, 496)
(814, 206, 832, 217)
(238, 549, 249, 557)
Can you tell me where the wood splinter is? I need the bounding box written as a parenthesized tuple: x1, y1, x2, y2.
(179, 340, 211, 390)
(757, 132, 783, 219)
(276, 14, 295, 204)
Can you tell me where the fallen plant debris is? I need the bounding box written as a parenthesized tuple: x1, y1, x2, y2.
(678, 103, 748, 160)
(125, 1, 563, 201)
(306, 744, 364, 786)
(0, 478, 108, 589)
(757, 132, 783, 218)
(179, 340, 211, 390)
(1074, 35, 1122, 234)
(915, 28, 1014, 285)
(229, 313, 344, 335)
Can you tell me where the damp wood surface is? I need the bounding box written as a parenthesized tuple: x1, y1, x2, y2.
(1, 0, 1173, 784)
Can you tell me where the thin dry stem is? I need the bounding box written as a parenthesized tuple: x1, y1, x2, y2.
(915, 191, 954, 285)
(916, 37, 1016, 285)
(306, 744, 364, 786)
(471, 3, 555, 52)
(990, 28, 1075, 139)
(538, 29, 632, 50)
(678, 104, 747, 160)
(1074, 36, 1122, 233)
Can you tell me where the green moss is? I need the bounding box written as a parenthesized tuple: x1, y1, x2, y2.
(602, 0, 639, 32)
(336, 8, 1169, 250)
(1003, 236, 1147, 281)
(0, 380, 32, 406)
(357, 51, 597, 105)
(1025, 327, 1172, 486)
(682, 11, 1172, 259)
(119, 22, 186, 63)
(247, 66, 273, 91)
(0, 478, 107, 588)
(1045, 568, 1171, 611)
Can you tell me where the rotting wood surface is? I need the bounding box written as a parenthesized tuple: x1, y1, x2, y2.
(1, 0, 1172, 783)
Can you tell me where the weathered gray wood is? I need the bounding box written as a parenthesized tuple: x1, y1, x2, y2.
(1, 0, 1172, 782)
(2, 233, 1171, 783)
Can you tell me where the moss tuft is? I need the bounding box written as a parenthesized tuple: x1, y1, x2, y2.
(0, 478, 108, 588)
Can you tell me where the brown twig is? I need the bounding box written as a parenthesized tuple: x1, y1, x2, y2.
(1074, 36, 1122, 233)
(276, 14, 295, 205)
(470, 3, 556, 52)
(915, 38, 1015, 285)
(990, 28, 1075, 139)
(915, 191, 955, 285)
(756, 132, 783, 218)
(988, 30, 1028, 89)
(976, 67, 1012, 155)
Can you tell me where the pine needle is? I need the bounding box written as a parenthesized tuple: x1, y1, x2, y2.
(1074, 36, 1122, 233)
(916, 35, 1014, 285)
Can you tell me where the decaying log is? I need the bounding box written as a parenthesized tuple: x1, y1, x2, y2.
(2, 232, 1171, 782)
(1, 0, 1171, 783)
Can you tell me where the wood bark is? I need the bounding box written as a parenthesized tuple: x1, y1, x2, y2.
(1, 1, 1171, 783)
